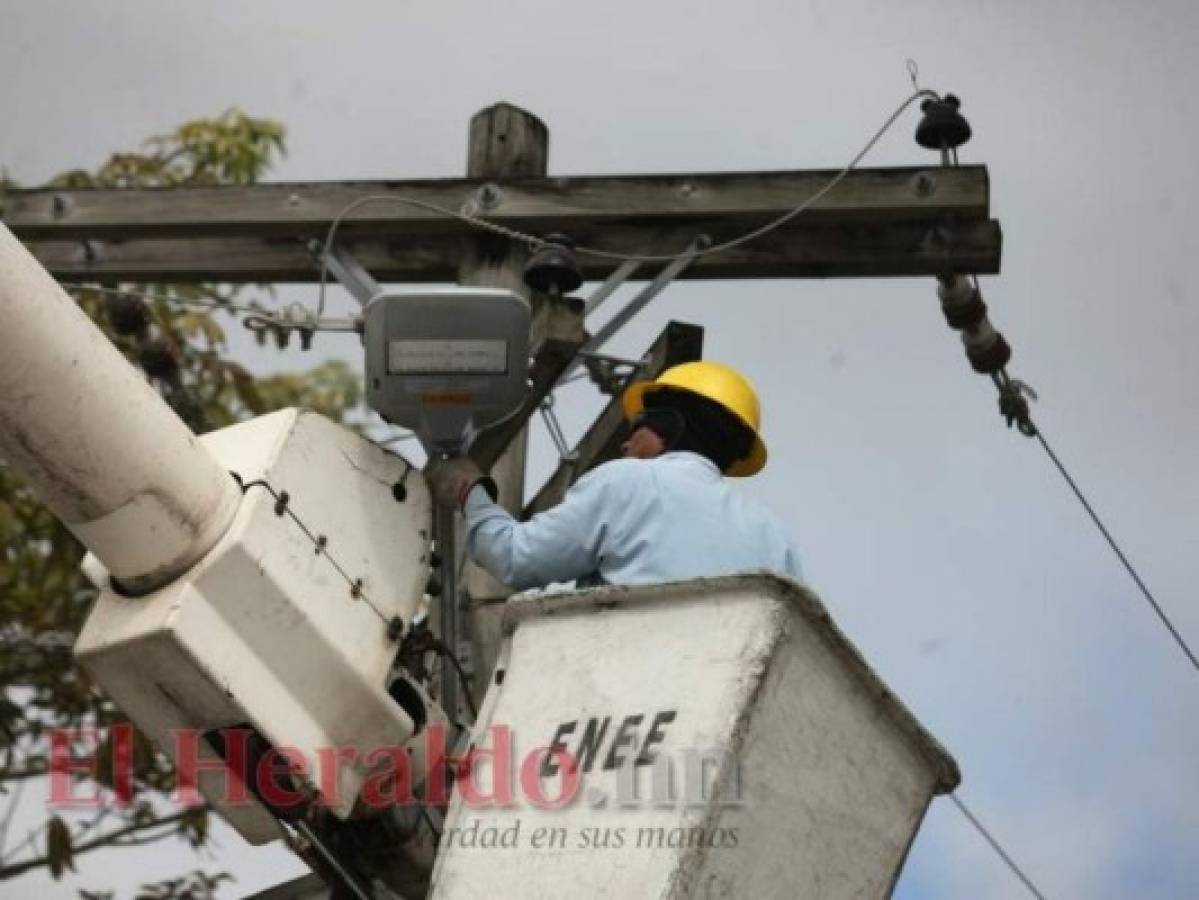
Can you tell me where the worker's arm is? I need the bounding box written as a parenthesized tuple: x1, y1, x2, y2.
(462, 467, 623, 590)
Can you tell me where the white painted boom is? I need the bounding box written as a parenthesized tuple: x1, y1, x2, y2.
(0, 223, 239, 592)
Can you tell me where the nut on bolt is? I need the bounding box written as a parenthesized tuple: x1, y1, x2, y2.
(476, 183, 503, 210)
(911, 171, 937, 197)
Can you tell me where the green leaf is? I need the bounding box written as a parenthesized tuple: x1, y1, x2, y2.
(230, 365, 265, 414)
(46, 815, 74, 878)
(178, 806, 209, 848)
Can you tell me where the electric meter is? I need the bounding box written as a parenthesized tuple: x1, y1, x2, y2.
(363, 288, 531, 453)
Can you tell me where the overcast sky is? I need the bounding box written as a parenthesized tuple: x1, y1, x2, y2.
(4, 0, 1199, 897)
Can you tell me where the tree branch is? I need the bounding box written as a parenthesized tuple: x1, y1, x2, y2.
(0, 767, 50, 784)
(0, 807, 199, 881)
(0, 779, 25, 857)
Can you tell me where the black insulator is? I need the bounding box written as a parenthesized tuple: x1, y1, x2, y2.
(137, 339, 180, 381)
(966, 333, 1012, 374)
(942, 291, 988, 331)
(524, 233, 583, 295)
(104, 292, 150, 337)
(916, 94, 972, 150)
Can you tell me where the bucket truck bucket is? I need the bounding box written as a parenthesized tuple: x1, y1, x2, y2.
(74, 409, 436, 843)
(430, 574, 959, 899)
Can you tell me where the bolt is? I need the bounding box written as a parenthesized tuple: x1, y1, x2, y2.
(51, 195, 68, 218)
(476, 183, 502, 210)
(912, 172, 936, 198)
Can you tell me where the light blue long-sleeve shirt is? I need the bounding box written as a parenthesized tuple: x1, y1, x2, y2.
(463, 451, 803, 590)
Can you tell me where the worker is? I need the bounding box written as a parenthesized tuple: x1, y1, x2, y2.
(426, 361, 803, 590)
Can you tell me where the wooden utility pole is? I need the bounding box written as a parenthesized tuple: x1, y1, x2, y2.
(454, 105, 582, 703)
(458, 103, 546, 533)
(457, 104, 540, 598)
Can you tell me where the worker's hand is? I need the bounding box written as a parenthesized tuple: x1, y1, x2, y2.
(424, 456, 496, 511)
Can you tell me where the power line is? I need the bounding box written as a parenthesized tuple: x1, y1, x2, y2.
(1033, 425, 1199, 676)
(59, 281, 324, 340)
(950, 793, 1048, 900)
(59, 281, 263, 316)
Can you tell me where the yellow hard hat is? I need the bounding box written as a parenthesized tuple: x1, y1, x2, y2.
(622, 361, 767, 476)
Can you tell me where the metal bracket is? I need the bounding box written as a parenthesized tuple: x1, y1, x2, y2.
(561, 235, 710, 384)
(575, 350, 647, 397)
(584, 258, 641, 317)
(539, 393, 576, 461)
(306, 239, 382, 307)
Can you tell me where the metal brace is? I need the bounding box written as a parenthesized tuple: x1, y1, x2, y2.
(560, 234, 710, 384)
(575, 349, 647, 397)
(240, 241, 377, 345)
(584, 258, 641, 317)
(307, 239, 383, 307)
(539, 393, 574, 461)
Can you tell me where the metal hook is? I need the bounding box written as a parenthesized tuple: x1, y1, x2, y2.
(906, 59, 921, 91)
(1008, 378, 1039, 403)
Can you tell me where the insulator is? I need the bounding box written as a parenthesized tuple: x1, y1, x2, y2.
(936, 275, 973, 305)
(104, 292, 150, 337)
(965, 331, 1011, 374)
(961, 317, 997, 349)
(941, 290, 987, 331)
(916, 94, 972, 150)
(524, 233, 583, 296)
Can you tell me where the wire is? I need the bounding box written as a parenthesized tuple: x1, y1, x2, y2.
(572, 89, 939, 263)
(419, 805, 442, 840)
(1033, 426, 1199, 676)
(312, 193, 544, 320)
(311, 88, 941, 318)
(950, 794, 1048, 900)
(60, 281, 264, 316)
(434, 639, 479, 722)
(60, 280, 322, 340)
(290, 820, 373, 900)
(233, 473, 394, 628)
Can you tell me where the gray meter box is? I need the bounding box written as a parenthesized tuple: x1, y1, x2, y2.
(364, 288, 531, 452)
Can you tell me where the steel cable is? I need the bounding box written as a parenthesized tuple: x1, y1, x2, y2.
(950, 794, 1048, 900)
(1033, 426, 1199, 675)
